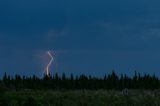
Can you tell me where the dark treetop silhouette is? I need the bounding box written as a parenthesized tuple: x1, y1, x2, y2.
(1, 71, 159, 91)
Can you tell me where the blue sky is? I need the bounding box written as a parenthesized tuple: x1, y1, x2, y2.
(1, 0, 160, 77)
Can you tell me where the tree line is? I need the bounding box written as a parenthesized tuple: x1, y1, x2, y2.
(0, 71, 159, 90)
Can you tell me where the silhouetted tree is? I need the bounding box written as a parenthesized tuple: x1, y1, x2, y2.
(1, 71, 160, 90)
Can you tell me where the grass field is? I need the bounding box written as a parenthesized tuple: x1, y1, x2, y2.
(1, 89, 160, 106)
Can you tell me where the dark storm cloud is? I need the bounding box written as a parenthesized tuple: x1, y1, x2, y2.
(1, 0, 160, 76)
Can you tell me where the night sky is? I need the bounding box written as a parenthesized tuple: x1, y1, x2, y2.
(1, 0, 160, 77)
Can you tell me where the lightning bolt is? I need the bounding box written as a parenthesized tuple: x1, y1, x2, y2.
(45, 51, 53, 77)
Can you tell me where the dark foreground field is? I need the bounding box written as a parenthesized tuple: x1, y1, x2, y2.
(1, 90, 160, 106)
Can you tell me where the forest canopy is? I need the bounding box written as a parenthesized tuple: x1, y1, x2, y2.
(0, 71, 159, 91)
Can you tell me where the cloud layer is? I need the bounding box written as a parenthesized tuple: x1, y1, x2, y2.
(1, 0, 160, 76)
